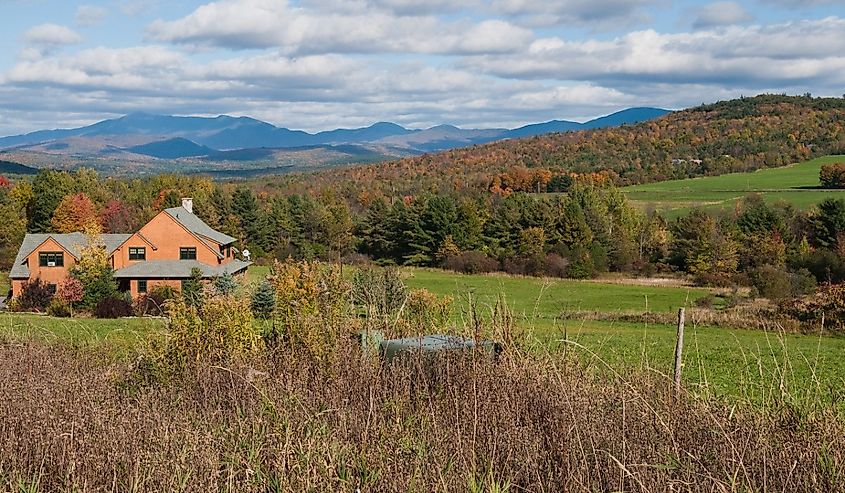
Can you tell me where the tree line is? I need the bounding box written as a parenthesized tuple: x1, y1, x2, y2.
(4, 167, 845, 304)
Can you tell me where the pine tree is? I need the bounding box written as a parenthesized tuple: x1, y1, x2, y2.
(251, 281, 276, 318)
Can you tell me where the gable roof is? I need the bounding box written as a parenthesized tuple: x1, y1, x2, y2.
(164, 206, 236, 245)
(10, 233, 131, 279)
(113, 259, 251, 279)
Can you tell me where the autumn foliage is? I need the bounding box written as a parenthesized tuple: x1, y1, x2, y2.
(50, 192, 101, 233)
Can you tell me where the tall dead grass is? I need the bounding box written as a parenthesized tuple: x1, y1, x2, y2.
(0, 337, 842, 492)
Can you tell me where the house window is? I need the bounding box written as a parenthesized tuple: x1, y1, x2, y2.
(39, 252, 64, 267)
(129, 247, 146, 261)
(179, 247, 197, 260)
(137, 280, 147, 293)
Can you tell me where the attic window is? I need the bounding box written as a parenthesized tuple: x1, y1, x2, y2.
(39, 252, 64, 267)
(129, 247, 146, 261)
(179, 247, 197, 260)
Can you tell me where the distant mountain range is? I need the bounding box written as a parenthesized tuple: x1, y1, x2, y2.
(0, 107, 669, 158)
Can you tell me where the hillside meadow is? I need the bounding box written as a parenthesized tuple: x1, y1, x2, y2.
(623, 155, 845, 217)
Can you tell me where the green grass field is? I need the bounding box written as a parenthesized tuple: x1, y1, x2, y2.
(401, 268, 845, 406)
(4, 264, 844, 406)
(623, 155, 845, 218)
(0, 312, 163, 355)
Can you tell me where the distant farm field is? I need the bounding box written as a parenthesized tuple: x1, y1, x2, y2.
(623, 155, 845, 218)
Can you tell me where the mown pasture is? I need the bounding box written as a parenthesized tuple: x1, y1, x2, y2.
(623, 155, 845, 218)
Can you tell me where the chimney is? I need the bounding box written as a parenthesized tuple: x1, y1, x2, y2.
(182, 197, 193, 214)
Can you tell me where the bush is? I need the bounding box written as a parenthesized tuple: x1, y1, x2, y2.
(819, 162, 845, 188)
(443, 251, 499, 274)
(212, 273, 237, 296)
(94, 296, 134, 319)
(784, 283, 845, 331)
(695, 294, 716, 309)
(341, 252, 373, 267)
(750, 265, 818, 300)
(135, 285, 177, 317)
(544, 253, 570, 278)
(46, 299, 72, 318)
(250, 281, 276, 318)
(15, 278, 54, 312)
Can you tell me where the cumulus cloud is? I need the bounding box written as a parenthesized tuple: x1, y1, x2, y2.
(146, 0, 533, 55)
(75, 5, 108, 27)
(462, 18, 845, 89)
(693, 2, 752, 29)
(23, 24, 84, 46)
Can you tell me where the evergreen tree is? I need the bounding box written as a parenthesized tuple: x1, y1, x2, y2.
(251, 281, 276, 318)
(28, 170, 73, 233)
(182, 268, 205, 307)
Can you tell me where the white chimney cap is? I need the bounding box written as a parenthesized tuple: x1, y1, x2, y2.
(182, 197, 193, 214)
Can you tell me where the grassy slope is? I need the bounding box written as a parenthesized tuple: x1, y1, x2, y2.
(0, 271, 8, 297)
(623, 155, 845, 218)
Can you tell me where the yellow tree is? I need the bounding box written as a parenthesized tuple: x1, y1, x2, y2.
(51, 193, 101, 234)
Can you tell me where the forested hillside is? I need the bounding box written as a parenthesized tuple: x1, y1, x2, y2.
(278, 95, 845, 199)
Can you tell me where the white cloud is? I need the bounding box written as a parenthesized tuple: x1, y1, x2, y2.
(146, 0, 533, 55)
(462, 18, 845, 89)
(23, 24, 84, 46)
(693, 2, 752, 29)
(75, 5, 108, 27)
(491, 0, 659, 27)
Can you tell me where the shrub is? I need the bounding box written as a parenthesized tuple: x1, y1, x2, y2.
(135, 285, 177, 317)
(443, 251, 499, 274)
(341, 252, 372, 266)
(749, 265, 818, 300)
(403, 288, 453, 336)
(94, 296, 134, 319)
(784, 283, 845, 331)
(695, 294, 716, 309)
(544, 253, 570, 278)
(819, 162, 845, 188)
(352, 267, 408, 332)
(15, 278, 54, 312)
(270, 259, 350, 362)
(250, 281, 275, 318)
(55, 278, 83, 307)
(181, 268, 205, 307)
(46, 299, 72, 318)
(212, 272, 237, 296)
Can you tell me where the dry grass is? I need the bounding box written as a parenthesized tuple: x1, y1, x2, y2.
(0, 337, 843, 492)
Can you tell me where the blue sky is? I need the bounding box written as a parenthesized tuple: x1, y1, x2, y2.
(0, 0, 843, 135)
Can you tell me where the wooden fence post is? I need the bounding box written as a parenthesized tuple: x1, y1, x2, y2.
(673, 308, 685, 398)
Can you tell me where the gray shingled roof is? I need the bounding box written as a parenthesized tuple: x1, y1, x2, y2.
(10, 233, 131, 279)
(164, 206, 236, 245)
(113, 260, 251, 279)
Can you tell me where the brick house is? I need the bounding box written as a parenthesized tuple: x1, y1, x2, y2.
(8, 198, 250, 300)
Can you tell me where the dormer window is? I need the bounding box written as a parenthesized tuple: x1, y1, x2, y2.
(129, 247, 146, 261)
(39, 252, 64, 267)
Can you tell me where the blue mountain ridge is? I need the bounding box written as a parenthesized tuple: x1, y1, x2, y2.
(0, 107, 670, 158)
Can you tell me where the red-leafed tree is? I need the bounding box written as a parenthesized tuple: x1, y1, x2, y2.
(99, 199, 134, 233)
(0, 176, 10, 188)
(51, 192, 101, 233)
(56, 277, 84, 307)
